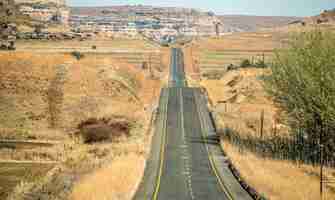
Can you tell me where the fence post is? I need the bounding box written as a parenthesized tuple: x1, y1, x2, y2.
(320, 122, 324, 200)
(262, 52, 265, 64)
(260, 110, 264, 139)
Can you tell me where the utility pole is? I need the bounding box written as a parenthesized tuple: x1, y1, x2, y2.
(149, 53, 153, 78)
(215, 22, 221, 38)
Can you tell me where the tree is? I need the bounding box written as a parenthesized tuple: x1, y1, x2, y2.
(265, 30, 335, 165)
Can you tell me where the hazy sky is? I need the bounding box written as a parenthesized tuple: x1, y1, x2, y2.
(68, 0, 335, 17)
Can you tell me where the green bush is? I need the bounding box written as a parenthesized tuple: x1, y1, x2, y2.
(265, 30, 335, 165)
(71, 51, 84, 60)
(240, 59, 251, 68)
(227, 63, 237, 71)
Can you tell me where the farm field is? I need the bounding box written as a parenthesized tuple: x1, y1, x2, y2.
(187, 31, 284, 76)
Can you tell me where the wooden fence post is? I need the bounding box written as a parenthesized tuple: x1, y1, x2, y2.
(260, 110, 264, 139)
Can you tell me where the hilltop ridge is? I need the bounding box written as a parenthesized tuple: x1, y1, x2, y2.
(15, 0, 66, 6)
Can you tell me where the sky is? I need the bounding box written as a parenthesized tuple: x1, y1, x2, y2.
(68, 0, 335, 17)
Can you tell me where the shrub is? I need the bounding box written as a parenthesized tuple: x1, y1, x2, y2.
(77, 117, 132, 143)
(227, 63, 237, 71)
(265, 30, 335, 165)
(240, 59, 251, 68)
(71, 51, 84, 60)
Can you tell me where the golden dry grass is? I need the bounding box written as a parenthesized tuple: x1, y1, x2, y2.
(0, 51, 161, 134)
(15, 39, 157, 52)
(222, 140, 335, 200)
(70, 153, 145, 200)
(202, 68, 284, 138)
(0, 40, 164, 199)
(203, 67, 335, 199)
(198, 32, 280, 51)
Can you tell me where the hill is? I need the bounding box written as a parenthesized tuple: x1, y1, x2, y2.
(219, 15, 303, 32)
(15, 0, 66, 6)
(306, 9, 335, 24)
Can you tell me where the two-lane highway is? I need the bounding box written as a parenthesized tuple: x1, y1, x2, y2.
(134, 48, 252, 200)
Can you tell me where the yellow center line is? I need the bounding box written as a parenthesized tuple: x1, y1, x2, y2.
(152, 89, 169, 200)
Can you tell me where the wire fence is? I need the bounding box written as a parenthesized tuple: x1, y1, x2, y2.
(222, 124, 335, 168)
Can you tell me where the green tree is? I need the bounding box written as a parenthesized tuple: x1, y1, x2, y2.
(265, 30, 335, 164)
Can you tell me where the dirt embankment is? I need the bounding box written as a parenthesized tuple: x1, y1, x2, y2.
(202, 68, 285, 138)
(0, 49, 164, 199)
(201, 67, 335, 199)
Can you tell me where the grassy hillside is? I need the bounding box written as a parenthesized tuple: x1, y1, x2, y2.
(0, 41, 164, 199)
(219, 15, 303, 32)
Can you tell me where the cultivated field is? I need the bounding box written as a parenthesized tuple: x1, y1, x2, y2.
(188, 32, 282, 76)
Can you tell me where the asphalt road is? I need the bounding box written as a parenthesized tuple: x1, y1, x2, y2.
(134, 48, 252, 200)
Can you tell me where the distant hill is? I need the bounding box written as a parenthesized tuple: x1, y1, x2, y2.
(70, 5, 205, 17)
(218, 15, 303, 32)
(306, 9, 335, 24)
(15, 0, 66, 6)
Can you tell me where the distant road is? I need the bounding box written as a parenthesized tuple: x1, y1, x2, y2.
(134, 48, 253, 200)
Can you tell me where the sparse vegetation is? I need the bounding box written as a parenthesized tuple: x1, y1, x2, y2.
(47, 64, 67, 128)
(240, 59, 252, 68)
(71, 51, 84, 60)
(0, 39, 162, 199)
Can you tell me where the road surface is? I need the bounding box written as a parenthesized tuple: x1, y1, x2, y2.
(134, 48, 252, 200)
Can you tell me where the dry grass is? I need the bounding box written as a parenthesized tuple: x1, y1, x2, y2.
(0, 39, 164, 199)
(7, 117, 151, 200)
(203, 67, 335, 199)
(15, 39, 157, 52)
(70, 153, 145, 200)
(198, 32, 280, 51)
(222, 140, 335, 200)
(202, 68, 284, 138)
(0, 51, 160, 134)
(188, 32, 280, 76)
